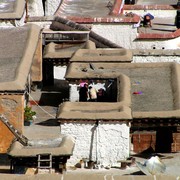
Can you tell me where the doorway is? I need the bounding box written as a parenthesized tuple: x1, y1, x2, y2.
(155, 127, 173, 153)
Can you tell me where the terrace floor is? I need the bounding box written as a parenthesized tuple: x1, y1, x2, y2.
(138, 17, 177, 35)
(118, 66, 173, 112)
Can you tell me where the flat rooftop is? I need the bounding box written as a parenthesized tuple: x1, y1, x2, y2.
(55, 0, 111, 17)
(0, 24, 41, 91)
(55, 0, 178, 18)
(59, 62, 180, 120)
(0, 0, 25, 19)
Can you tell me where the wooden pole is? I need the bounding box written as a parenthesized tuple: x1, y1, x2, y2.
(25, 0, 29, 22)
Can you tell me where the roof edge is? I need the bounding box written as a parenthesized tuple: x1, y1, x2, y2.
(0, 24, 42, 91)
(133, 109, 180, 119)
(16, 24, 42, 90)
(137, 29, 180, 40)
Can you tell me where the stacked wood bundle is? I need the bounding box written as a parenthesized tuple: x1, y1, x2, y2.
(171, 132, 180, 152)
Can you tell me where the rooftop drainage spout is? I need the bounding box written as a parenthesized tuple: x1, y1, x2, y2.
(51, 16, 122, 48)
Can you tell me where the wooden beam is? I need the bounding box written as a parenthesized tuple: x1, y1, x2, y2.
(26, 16, 55, 22)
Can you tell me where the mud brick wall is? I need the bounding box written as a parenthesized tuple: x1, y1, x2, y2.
(0, 94, 24, 153)
(131, 131, 156, 153)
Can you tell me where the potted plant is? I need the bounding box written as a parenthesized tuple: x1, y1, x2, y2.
(24, 106, 36, 126)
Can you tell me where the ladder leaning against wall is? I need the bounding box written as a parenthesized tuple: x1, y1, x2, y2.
(0, 115, 29, 146)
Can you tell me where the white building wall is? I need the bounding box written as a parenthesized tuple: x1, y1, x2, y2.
(54, 66, 66, 80)
(133, 55, 180, 63)
(0, 20, 15, 27)
(45, 0, 62, 16)
(0, 12, 26, 27)
(69, 84, 79, 102)
(61, 121, 130, 166)
(133, 37, 180, 50)
(165, 37, 180, 49)
(27, 0, 61, 16)
(92, 24, 137, 49)
(15, 12, 26, 27)
(27, 0, 44, 16)
(92, 24, 180, 50)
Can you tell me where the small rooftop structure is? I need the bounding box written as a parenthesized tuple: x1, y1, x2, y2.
(8, 135, 75, 172)
(56, 62, 180, 164)
(57, 67, 132, 121)
(62, 62, 180, 120)
(8, 135, 75, 157)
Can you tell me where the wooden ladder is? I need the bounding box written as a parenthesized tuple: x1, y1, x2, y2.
(37, 154, 52, 173)
(0, 115, 28, 146)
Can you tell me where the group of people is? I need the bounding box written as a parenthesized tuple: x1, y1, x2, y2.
(79, 83, 105, 102)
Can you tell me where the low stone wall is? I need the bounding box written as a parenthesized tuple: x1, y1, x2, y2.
(60, 120, 130, 166)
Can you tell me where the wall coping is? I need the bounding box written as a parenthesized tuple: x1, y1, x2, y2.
(137, 29, 180, 39)
(132, 49, 180, 55)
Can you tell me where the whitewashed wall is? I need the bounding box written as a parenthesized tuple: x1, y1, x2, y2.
(27, 0, 44, 16)
(0, 20, 15, 27)
(45, 0, 62, 16)
(69, 85, 79, 102)
(15, 12, 26, 27)
(0, 11, 26, 27)
(92, 24, 180, 50)
(133, 55, 180, 63)
(61, 121, 130, 166)
(27, 0, 61, 16)
(131, 37, 180, 50)
(92, 24, 137, 49)
(54, 66, 66, 80)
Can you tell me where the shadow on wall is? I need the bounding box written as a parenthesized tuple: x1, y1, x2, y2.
(89, 121, 98, 162)
(39, 93, 63, 106)
(37, 118, 60, 126)
(39, 79, 69, 106)
(0, 153, 11, 173)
